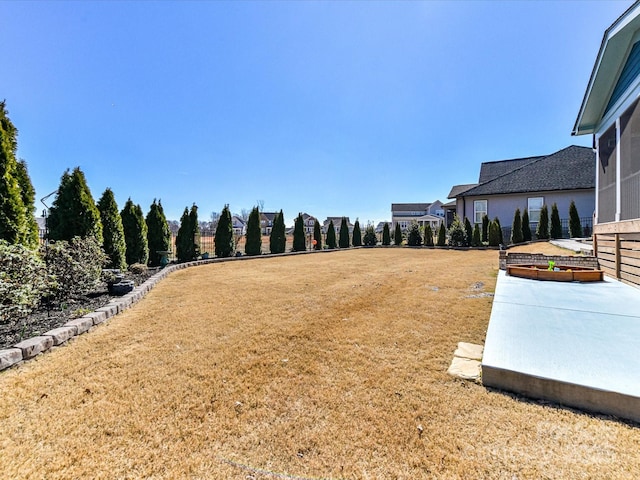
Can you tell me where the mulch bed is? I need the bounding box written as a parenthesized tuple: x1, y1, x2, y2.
(0, 268, 158, 350)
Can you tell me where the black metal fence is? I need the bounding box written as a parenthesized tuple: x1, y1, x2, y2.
(501, 216, 593, 245)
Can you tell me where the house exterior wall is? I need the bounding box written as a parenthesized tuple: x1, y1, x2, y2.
(458, 190, 595, 229)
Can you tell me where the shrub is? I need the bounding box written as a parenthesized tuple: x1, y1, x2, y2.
(424, 224, 434, 247)
(522, 209, 532, 242)
(488, 220, 501, 247)
(215, 205, 234, 258)
(382, 222, 391, 246)
(363, 225, 377, 246)
(121, 199, 149, 265)
(481, 214, 489, 243)
(270, 210, 286, 254)
(245, 206, 262, 256)
(0, 240, 50, 323)
(464, 217, 473, 247)
(550, 203, 562, 239)
(326, 221, 337, 249)
(569, 200, 583, 238)
(129, 263, 148, 274)
(394, 223, 403, 246)
(406, 222, 422, 246)
(339, 217, 350, 248)
(536, 205, 549, 240)
(493, 217, 504, 245)
(436, 223, 446, 246)
(352, 220, 362, 247)
(448, 215, 467, 247)
(510, 208, 523, 245)
(43, 236, 107, 301)
(97, 188, 127, 270)
(471, 224, 481, 247)
(293, 213, 306, 252)
(313, 219, 322, 250)
(146, 199, 171, 267)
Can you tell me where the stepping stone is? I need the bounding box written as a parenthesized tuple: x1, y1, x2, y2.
(447, 356, 481, 382)
(454, 342, 484, 361)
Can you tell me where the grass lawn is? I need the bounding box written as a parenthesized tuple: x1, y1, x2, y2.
(1, 247, 638, 479)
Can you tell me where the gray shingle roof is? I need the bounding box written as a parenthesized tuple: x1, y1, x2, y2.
(447, 184, 478, 199)
(460, 145, 595, 197)
(479, 156, 544, 183)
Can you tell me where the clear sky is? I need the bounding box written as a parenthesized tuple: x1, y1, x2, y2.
(0, 0, 631, 227)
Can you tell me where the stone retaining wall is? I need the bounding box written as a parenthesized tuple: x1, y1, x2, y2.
(499, 251, 600, 271)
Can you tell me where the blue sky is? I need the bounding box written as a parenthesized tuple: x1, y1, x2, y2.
(0, 1, 630, 226)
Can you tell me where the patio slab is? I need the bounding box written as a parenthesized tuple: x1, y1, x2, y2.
(482, 270, 640, 423)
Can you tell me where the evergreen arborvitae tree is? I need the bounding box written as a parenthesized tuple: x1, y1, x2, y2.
(510, 208, 523, 245)
(488, 220, 501, 246)
(339, 217, 350, 248)
(382, 222, 391, 246)
(522, 209, 532, 242)
(407, 222, 422, 246)
(394, 223, 403, 246)
(536, 205, 549, 240)
(493, 217, 504, 245)
(97, 188, 126, 270)
(424, 224, 434, 247)
(269, 209, 286, 254)
(0, 102, 37, 247)
(550, 202, 562, 239)
(326, 221, 337, 249)
(121, 198, 149, 265)
(448, 215, 467, 247)
(481, 214, 489, 243)
(352, 220, 362, 247)
(313, 219, 322, 250)
(292, 213, 306, 252)
(14, 160, 39, 248)
(176, 207, 190, 262)
(464, 217, 473, 247)
(215, 204, 234, 258)
(472, 223, 481, 247)
(188, 203, 201, 259)
(569, 200, 583, 238)
(363, 225, 377, 246)
(48, 167, 103, 244)
(146, 199, 171, 266)
(245, 206, 262, 256)
(437, 223, 446, 246)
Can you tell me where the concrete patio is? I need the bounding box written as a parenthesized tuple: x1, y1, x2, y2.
(482, 270, 640, 423)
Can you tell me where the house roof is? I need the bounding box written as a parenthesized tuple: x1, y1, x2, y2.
(447, 184, 478, 199)
(260, 212, 278, 222)
(479, 156, 544, 183)
(573, 1, 640, 136)
(391, 203, 431, 211)
(459, 145, 595, 197)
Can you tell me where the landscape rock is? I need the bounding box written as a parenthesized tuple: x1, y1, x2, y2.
(0, 348, 23, 370)
(14, 336, 54, 359)
(44, 326, 77, 346)
(65, 317, 94, 335)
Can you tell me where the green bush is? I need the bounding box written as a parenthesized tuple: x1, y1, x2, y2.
(406, 222, 422, 246)
(313, 219, 322, 250)
(0, 240, 50, 323)
(269, 210, 286, 254)
(121, 199, 149, 265)
(97, 188, 127, 271)
(363, 225, 377, 246)
(488, 221, 501, 247)
(394, 223, 403, 246)
(448, 215, 467, 247)
(215, 205, 234, 258)
(43, 236, 107, 301)
(510, 208, 523, 245)
(382, 222, 391, 246)
(352, 220, 362, 247)
(569, 201, 583, 238)
(146, 199, 171, 267)
(471, 224, 481, 247)
(424, 224, 434, 247)
(481, 214, 489, 243)
(293, 213, 306, 251)
(522, 209, 532, 242)
(326, 221, 337, 249)
(339, 217, 350, 248)
(245, 206, 262, 256)
(536, 205, 549, 240)
(436, 223, 446, 246)
(550, 203, 562, 239)
(464, 217, 473, 247)
(493, 217, 504, 245)
(129, 263, 148, 274)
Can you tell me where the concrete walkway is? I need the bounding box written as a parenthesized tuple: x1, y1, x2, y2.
(550, 238, 593, 254)
(482, 270, 640, 422)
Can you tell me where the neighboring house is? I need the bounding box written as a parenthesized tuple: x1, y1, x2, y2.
(231, 215, 246, 236)
(449, 145, 595, 235)
(260, 212, 278, 235)
(323, 217, 353, 235)
(301, 213, 318, 234)
(391, 201, 445, 231)
(573, 1, 640, 286)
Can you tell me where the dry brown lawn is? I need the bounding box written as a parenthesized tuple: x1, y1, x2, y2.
(1, 247, 638, 479)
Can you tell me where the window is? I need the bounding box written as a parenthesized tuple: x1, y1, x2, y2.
(473, 200, 487, 224)
(528, 197, 544, 222)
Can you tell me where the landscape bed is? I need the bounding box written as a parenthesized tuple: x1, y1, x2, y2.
(0, 247, 638, 479)
(507, 264, 604, 282)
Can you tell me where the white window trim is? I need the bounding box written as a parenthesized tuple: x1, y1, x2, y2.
(473, 200, 487, 224)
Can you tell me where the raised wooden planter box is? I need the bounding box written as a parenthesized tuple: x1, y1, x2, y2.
(507, 264, 604, 282)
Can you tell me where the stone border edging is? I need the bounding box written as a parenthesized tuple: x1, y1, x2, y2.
(0, 248, 341, 372)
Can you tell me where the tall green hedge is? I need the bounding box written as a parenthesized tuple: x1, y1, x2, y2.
(97, 188, 126, 270)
